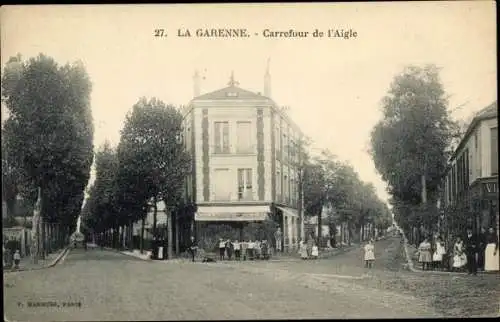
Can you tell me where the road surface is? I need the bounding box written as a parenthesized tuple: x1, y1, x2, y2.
(4, 237, 499, 320)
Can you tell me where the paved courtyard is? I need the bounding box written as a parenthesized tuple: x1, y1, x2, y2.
(3, 237, 499, 321)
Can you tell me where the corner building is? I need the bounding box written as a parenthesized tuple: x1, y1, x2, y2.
(177, 72, 304, 253)
(441, 101, 498, 237)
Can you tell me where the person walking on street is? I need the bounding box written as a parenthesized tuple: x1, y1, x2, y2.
(188, 236, 198, 262)
(218, 238, 226, 261)
(13, 249, 21, 269)
(484, 227, 499, 272)
(364, 239, 375, 268)
(464, 228, 479, 275)
(418, 238, 432, 271)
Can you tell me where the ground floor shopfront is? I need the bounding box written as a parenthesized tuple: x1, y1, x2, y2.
(470, 176, 499, 235)
(175, 203, 300, 254)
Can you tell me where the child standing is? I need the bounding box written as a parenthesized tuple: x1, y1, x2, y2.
(364, 239, 375, 268)
(13, 249, 21, 269)
(418, 238, 433, 271)
(233, 240, 241, 260)
(432, 237, 446, 271)
(218, 238, 226, 261)
(311, 243, 319, 259)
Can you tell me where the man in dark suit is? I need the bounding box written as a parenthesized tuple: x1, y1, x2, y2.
(188, 236, 198, 262)
(464, 228, 479, 275)
(477, 227, 487, 271)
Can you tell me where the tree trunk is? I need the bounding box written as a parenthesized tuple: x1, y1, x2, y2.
(421, 172, 427, 205)
(167, 207, 173, 259)
(40, 217, 46, 260)
(121, 225, 126, 250)
(47, 223, 52, 254)
(174, 213, 179, 255)
(140, 218, 145, 254)
(317, 212, 322, 248)
(347, 220, 351, 246)
(359, 222, 365, 242)
(130, 222, 133, 249)
(153, 197, 158, 242)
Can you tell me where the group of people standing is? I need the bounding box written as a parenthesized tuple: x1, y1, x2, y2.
(218, 238, 271, 261)
(298, 239, 319, 260)
(418, 227, 499, 274)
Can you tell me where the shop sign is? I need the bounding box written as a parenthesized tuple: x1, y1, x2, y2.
(482, 181, 498, 198)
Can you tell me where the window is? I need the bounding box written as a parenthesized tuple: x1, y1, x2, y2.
(276, 170, 281, 199)
(213, 168, 231, 201)
(238, 169, 253, 200)
(236, 121, 253, 153)
(283, 133, 288, 162)
(214, 122, 230, 153)
(275, 125, 281, 155)
(464, 149, 469, 188)
(284, 174, 289, 202)
(185, 127, 192, 151)
(475, 130, 481, 178)
(491, 127, 498, 175)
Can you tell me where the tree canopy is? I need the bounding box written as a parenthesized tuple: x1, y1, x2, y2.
(1, 53, 94, 230)
(302, 148, 392, 239)
(370, 64, 457, 235)
(83, 97, 191, 240)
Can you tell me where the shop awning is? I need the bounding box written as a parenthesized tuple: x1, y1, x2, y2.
(276, 206, 299, 218)
(195, 205, 270, 222)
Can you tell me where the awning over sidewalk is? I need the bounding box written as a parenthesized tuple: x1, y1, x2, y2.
(195, 205, 270, 222)
(276, 206, 299, 218)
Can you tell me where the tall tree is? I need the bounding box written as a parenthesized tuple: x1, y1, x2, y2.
(1, 53, 94, 259)
(370, 64, 457, 237)
(117, 97, 191, 258)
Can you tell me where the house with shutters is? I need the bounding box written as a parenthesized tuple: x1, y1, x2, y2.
(174, 66, 305, 253)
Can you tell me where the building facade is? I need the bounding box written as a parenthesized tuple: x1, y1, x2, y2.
(441, 101, 498, 237)
(175, 70, 304, 252)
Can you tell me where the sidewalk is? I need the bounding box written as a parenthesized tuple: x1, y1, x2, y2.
(400, 233, 499, 276)
(103, 247, 152, 261)
(3, 247, 69, 273)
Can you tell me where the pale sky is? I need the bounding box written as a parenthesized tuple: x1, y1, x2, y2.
(1, 2, 497, 205)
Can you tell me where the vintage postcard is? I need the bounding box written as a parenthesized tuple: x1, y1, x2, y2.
(1, 2, 498, 320)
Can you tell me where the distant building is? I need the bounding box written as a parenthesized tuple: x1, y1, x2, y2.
(175, 67, 304, 252)
(441, 101, 498, 235)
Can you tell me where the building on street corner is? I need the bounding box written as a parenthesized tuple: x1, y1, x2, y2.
(440, 101, 498, 242)
(174, 65, 305, 254)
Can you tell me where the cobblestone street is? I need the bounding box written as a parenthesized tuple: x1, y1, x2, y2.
(3, 237, 499, 321)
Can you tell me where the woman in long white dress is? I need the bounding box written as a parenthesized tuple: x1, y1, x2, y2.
(299, 240, 308, 260)
(418, 238, 432, 271)
(484, 227, 499, 272)
(452, 237, 467, 272)
(432, 237, 446, 271)
(364, 239, 375, 269)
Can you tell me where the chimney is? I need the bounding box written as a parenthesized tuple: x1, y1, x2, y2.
(264, 58, 271, 97)
(193, 70, 201, 97)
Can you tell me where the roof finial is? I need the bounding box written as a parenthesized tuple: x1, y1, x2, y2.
(266, 57, 271, 75)
(228, 70, 239, 87)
